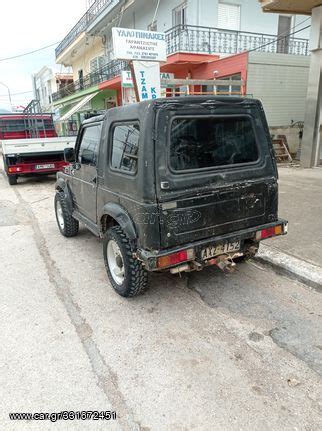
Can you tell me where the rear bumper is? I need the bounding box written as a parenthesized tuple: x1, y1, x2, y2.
(137, 219, 288, 271)
(6, 160, 68, 175)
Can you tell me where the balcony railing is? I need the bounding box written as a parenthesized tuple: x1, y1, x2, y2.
(52, 59, 128, 102)
(53, 24, 309, 103)
(55, 0, 120, 58)
(165, 25, 309, 56)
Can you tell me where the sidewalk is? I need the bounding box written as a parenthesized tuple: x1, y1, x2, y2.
(257, 166, 322, 290)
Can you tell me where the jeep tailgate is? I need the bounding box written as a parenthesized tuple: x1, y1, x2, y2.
(154, 98, 278, 249)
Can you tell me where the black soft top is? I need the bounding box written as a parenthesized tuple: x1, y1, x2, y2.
(82, 96, 260, 124)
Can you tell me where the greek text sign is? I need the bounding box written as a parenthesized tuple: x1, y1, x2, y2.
(121, 70, 174, 87)
(112, 27, 166, 61)
(133, 61, 161, 101)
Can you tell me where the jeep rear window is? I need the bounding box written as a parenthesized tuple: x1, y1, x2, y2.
(170, 116, 258, 171)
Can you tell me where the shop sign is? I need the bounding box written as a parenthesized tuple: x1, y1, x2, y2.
(132, 61, 161, 101)
(121, 71, 174, 88)
(112, 27, 166, 62)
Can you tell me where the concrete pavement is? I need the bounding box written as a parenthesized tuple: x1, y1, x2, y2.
(257, 166, 322, 290)
(0, 165, 321, 430)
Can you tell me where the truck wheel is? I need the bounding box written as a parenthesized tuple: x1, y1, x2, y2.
(103, 226, 148, 297)
(54, 192, 79, 237)
(7, 175, 17, 186)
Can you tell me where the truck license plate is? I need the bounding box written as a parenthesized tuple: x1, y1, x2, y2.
(35, 163, 55, 170)
(201, 240, 241, 260)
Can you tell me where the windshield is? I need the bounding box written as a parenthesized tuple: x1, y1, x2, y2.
(170, 116, 259, 171)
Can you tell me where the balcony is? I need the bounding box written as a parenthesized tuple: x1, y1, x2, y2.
(52, 59, 128, 102)
(53, 24, 309, 103)
(166, 25, 309, 56)
(55, 0, 120, 59)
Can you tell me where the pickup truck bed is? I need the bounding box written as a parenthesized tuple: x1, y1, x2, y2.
(1, 136, 76, 185)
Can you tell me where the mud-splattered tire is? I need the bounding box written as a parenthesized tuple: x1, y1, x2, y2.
(8, 174, 17, 185)
(103, 226, 148, 297)
(54, 192, 79, 237)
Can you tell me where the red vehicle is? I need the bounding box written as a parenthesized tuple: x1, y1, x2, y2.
(0, 112, 76, 185)
(0, 113, 57, 140)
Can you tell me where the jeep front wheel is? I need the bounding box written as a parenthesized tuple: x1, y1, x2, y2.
(103, 226, 148, 297)
(54, 192, 79, 237)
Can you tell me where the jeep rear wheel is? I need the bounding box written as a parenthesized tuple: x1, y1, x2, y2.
(103, 226, 148, 297)
(54, 192, 79, 237)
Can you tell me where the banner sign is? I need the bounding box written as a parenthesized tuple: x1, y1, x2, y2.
(132, 61, 161, 101)
(112, 27, 166, 62)
(121, 70, 174, 88)
(121, 71, 134, 88)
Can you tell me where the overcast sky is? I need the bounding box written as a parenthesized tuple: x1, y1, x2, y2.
(0, 0, 89, 110)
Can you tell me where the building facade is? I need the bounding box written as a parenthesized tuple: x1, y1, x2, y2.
(53, 0, 310, 140)
(32, 66, 73, 112)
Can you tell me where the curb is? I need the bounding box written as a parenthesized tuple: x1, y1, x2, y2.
(255, 244, 322, 293)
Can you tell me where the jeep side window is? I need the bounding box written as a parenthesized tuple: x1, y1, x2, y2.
(78, 124, 101, 166)
(111, 123, 140, 174)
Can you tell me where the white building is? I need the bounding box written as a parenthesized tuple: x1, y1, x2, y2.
(52, 0, 311, 153)
(32, 66, 73, 112)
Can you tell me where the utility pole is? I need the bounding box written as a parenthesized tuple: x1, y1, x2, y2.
(0, 81, 13, 110)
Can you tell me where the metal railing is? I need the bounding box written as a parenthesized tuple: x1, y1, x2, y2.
(55, 0, 120, 58)
(53, 23, 309, 103)
(52, 59, 128, 102)
(165, 25, 309, 56)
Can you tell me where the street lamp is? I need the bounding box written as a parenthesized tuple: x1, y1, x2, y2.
(0, 81, 13, 110)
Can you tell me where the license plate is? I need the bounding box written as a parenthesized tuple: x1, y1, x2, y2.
(201, 240, 241, 260)
(35, 163, 55, 170)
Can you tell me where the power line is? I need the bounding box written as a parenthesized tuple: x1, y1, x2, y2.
(247, 24, 311, 54)
(0, 90, 33, 97)
(0, 42, 59, 62)
(0, 15, 311, 64)
(246, 17, 311, 54)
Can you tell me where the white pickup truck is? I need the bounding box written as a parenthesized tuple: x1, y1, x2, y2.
(1, 136, 76, 185)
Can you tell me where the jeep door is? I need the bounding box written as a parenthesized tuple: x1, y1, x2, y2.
(155, 100, 278, 249)
(72, 123, 101, 222)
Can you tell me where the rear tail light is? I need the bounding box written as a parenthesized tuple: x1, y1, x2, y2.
(8, 166, 21, 173)
(256, 224, 285, 241)
(157, 248, 195, 269)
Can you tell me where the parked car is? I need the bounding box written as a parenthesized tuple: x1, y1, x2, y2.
(54, 96, 288, 297)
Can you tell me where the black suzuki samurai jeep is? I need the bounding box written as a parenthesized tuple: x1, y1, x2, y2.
(54, 96, 287, 297)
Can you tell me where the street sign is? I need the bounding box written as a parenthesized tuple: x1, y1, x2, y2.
(112, 27, 167, 62)
(132, 61, 161, 101)
(121, 70, 174, 87)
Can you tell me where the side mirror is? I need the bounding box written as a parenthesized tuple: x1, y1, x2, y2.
(64, 147, 76, 163)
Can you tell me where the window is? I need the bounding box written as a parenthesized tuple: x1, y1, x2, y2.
(78, 124, 101, 166)
(173, 2, 187, 27)
(170, 116, 258, 171)
(216, 73, 242, 95)
(218, 2, 241, 31)
(277, 15, 292, 54)
(89, 55, 107, 72)
(111, 123, 140, 173)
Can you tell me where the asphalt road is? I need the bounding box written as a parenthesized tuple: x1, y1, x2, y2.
(0, 169, 321, 431)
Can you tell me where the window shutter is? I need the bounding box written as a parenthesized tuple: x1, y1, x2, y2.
(218, 3, 240, 31)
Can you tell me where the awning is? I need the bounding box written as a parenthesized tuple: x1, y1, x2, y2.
(59, 92, 98, 121)
(259, 0, 319, 15)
